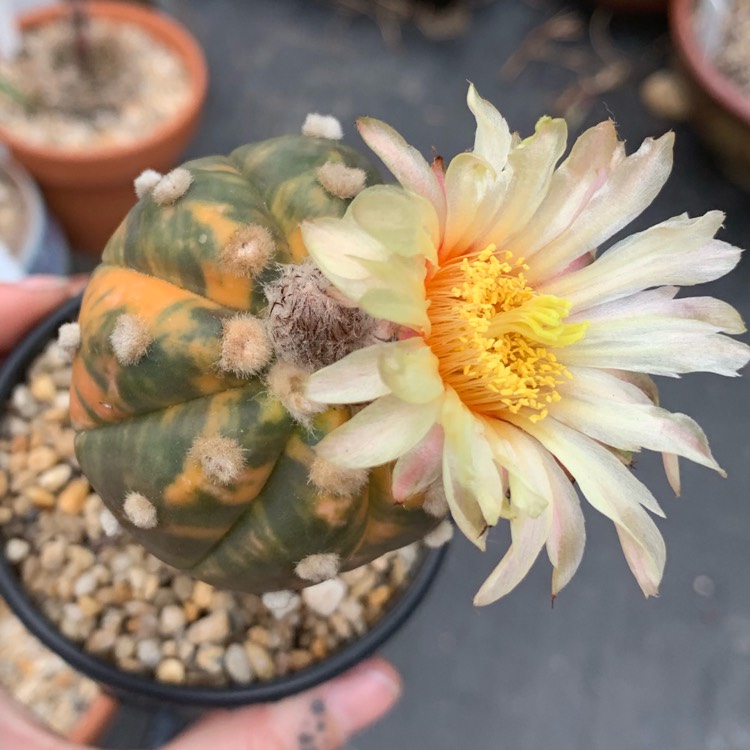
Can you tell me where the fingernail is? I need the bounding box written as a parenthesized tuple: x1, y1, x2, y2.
(18, 275, 69, 290)
(322, 659, 402, 731)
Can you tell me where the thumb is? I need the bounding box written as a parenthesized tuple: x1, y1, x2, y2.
(0, 275, 88, 353)
(165, 658, 402, 750)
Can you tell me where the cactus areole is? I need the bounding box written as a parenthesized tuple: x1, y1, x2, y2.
(70, 132, 440, 594)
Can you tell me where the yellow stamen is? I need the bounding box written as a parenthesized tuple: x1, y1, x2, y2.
(425, 245, 587, 421)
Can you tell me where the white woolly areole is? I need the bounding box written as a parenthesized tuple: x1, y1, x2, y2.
(221, 224, 275, 277)
(302, 113, 343, 140)
(57, 322, 81, 359)
(423, 520, 454, 549)
(316, 162, 366, 199)
(423, 482, 450, 518)
(295, 553, 340, 582)
(100, 508, 122, 537)
(309, 455, 367, 496)
(110, 314, 151, 366)
(123, 492, 158, 529)
(189, 435, 245, 485)
(266, 361, 327, 425)
(152, 168, 193, 206)
(134, 169, 163, 199)
(219, 315, 272, 376)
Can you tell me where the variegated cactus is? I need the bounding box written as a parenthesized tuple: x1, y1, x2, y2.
(68, 119, 441, 594)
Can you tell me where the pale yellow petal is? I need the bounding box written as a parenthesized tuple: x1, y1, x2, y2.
(377, 338, 444, 404)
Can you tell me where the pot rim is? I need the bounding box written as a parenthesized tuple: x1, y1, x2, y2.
(669, 0, 750, 125)
(0, 1, 209, 166)
(0, 295, 448, 708)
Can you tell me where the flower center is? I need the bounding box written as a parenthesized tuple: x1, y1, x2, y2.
(425, 245, 587, 422)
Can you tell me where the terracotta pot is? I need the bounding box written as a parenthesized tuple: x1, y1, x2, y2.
(0, 2, 208, 255)
(670, 0, 750, 190)
(67, 693, 119, 745)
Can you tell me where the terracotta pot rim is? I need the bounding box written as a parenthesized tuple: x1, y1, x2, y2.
(0, 295, 449, 708)
(669, 0, 750, 125)
(0, 1, 208, 165)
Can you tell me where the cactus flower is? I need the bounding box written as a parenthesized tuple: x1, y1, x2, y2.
(302, 85, 750, 605)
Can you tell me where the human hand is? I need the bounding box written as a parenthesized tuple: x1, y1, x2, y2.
(1, 658, 402, 749)
(0, 274, 88, 355)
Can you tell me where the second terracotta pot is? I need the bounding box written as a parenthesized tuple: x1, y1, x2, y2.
(0, 2, 208, 256)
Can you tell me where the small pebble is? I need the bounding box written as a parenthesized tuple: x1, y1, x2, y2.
(156, 658, 186, 685)
(244, 642, 275, 681)
(224, 643, 252, 683)
(302, 579, 347, 617)
(5, 538, 30, 563)
(186, 611, 230, 645)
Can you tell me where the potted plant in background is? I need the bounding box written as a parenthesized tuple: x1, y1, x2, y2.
(1, 84, 748, 738)
(0, 0, 208, 256)
(670, 0, 750, 190)
(0, 147, 69, 279)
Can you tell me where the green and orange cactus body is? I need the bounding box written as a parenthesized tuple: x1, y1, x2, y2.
(69, 125, 442, 594)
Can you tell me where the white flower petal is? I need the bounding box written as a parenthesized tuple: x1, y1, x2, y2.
(505, 120, 622, 259)
(473, 502, 551, 606)
(515, 415, 666, 597)
(305, 343, 392, 404)
(467, 83, 512, 175)
(484, 117, 568, 247)
(541, 211, 740, 310)
(569, 288, 746, 335)
(378, 337, 444, 404)
(441, 391, 505, 527)
(348, 185, 439, 264)
(663, 453, 681, 496)
(442, 152, 499, 257)
(357, 116, 447, 230)
(559, 316, 750, 377)
(552, 382, 724, 475)
(442, 449, 488, 550)
(526, 132, 675, 284)
(315, 395, 441, 469)
(392, 424, 444, 501)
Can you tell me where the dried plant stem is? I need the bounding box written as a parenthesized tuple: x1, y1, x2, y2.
(69, 0, 92, 76)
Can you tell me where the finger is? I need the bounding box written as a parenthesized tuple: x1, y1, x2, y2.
(166, 657, 402, 750)
(0, 275, 88, 353)
(0, 690, 82, 750)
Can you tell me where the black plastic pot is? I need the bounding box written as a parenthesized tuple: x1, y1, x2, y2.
(0, 296, 447, 714)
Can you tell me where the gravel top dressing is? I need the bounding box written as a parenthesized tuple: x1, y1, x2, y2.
(0, 339, 424, 701)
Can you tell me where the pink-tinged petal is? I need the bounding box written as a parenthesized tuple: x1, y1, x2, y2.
(315, 395, 441, 469)
(541, 211, 740, 310)
(663, 453, 681, 496)
(467, 83, 512, 175)
(357, 117, 446, 231)
(514, 415, 666, 597)
(441, 390, 505, 527)
(558, 316, 750, 377)
(473, 499, 551, 605)
(378, 337, 444, 404)
(568, 289, 746, 335)
(505, 120, 622, 260)
(392, 424, 444, 501)
(551, 383, 724, 475)
(526, 132, 675, 284)
(542, 454, 586, 597)
(615, 526, 662, 598)
(483, 117, 568, 247)
(305, 343, 393, 404)
(348, 185, 439, 264)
